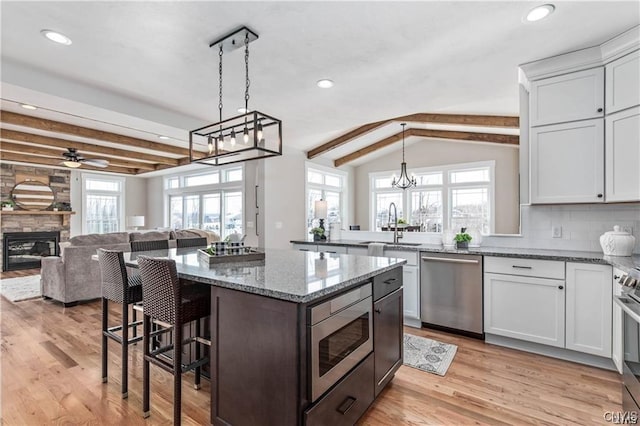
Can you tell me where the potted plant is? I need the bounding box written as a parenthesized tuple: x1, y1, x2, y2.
(52, 202, 62, 212)
(1, 199, 15, 211)
(454, 227, 472, 249)
(309, 227, 326, 242)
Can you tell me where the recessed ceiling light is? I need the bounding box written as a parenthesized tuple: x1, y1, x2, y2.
(20, 104, 37, 110)
(317, 79, 334, 89)
(158, 135, 170, 140)
(525, 4, 555, 22)
(40, 29, 72, 45)
(237, 107, 248, 114)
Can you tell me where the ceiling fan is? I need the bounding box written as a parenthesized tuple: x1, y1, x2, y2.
(61, 148, 109, 169)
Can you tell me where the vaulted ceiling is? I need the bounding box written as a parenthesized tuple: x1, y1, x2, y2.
(1, 1, 638, 174)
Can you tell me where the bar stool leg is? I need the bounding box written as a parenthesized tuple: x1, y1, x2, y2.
(132, 304, 137, 340)
(142, 314, 151, 418)
(101, 298, 108, 383)
(121, 301, 129, 399)
(173, 324, 182, 426)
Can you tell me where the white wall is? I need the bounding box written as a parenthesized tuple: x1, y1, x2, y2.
(146, 176, 164, 229)
(353, 138, 520, 234)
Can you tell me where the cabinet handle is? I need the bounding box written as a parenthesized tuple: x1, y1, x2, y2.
(383, 278, 397, 285)
(299, 249, 311, 252)
(558, 285, 564, 290)
(337, 396, 357, 415)
(597, 108, 603, 113)
(512, 265, 532, 270)
(597, 194, 603, 198)
(614, 275, 621, 280)
(375, 308, 382, 314)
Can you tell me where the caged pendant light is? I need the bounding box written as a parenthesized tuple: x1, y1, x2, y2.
(391, 123, 416, 190)
(190, 26, 282, 166)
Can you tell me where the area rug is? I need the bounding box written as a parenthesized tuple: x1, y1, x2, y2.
(0, 275, 42, 302)
(403, 333, 457, 376)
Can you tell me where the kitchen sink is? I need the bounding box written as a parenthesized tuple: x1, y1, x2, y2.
(357, 241, 423, 247)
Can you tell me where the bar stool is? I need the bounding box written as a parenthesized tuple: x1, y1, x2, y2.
(137, 256, 211, 425)
(176, 237, 208, 248)
(131, 239, 169, 252)
(98, 248, 144, 399)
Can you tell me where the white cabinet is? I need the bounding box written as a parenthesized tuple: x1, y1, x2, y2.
(606, 50, 640, 114)
(292, 243, 317, 252)
(605, 106, 640, 202)
(565, 263, 612, 357)
(530, 67, 604, 127)
(317, 244, 347, 254)
(402, 265, 419, 320)
(346, 246, 369, 256)
(484, 272, 565, 348)
(530, 119, 605, 204)
(612, 267, 625, 373)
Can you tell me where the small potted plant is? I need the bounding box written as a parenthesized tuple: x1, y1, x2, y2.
(309, 227, 326, 242)
(1, 199, 15, 211)
(454, 227, 472, 249)
(52, 202, 61, 212)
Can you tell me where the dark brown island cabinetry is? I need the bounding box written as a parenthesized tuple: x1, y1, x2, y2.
(209, 265, 404, 426)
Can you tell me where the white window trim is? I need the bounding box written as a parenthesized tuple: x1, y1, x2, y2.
(81, 173, 126, 234)
(369, 160, 495, 233)
(305, 162, 348, 229)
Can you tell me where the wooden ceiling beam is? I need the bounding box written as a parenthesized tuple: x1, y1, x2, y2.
(1, 129, 180, 166)
(333, 127, 519, 167)
(0, 151, 137, 175)
(0, 141, 155, 170)
(307, 113, 519, 159)
(0, 111, 191, 156)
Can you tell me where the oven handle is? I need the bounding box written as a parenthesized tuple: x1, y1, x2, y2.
(615, 296, 640, 325)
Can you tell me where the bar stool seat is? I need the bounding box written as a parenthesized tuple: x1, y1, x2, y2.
(98, 249, 144, 399)
(137, 255, 211, 425)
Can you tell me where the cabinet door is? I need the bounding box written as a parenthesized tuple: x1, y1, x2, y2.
(530, 67, 604, 126)
(347, 246, 369, 256)
(530, 119, 604, 204)
(484, 273, 565, 347)
(565, 263, 612, 357)
(402, 265, 419, 320)
(374, 288, 403, 397)
(605, 106, 640, 202)
(606, 50, 640, 114)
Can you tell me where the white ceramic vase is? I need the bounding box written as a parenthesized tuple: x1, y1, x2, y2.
(599, 226, 636, 256)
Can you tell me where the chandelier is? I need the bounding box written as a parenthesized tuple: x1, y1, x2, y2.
(391, 123, 416, 190)
(190, 26, 282, 166)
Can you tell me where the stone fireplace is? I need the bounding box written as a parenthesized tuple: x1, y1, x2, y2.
(0, 164, 71, 271)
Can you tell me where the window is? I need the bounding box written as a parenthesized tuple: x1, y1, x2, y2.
(82, 174, 125, 234)
(370, 161, 494, 234)
(165, 166, 244, 238)
(306, 164, 347, 233)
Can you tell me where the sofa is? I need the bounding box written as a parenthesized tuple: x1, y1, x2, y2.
(41, 229, 218, 306)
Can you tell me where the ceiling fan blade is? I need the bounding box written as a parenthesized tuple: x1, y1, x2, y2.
(82, 159, 109, 168)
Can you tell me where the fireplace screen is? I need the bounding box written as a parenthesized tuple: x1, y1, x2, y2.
(3, 231, 60, 271)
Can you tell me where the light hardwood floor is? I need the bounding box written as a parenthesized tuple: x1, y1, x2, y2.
(0, 293, 622, 425)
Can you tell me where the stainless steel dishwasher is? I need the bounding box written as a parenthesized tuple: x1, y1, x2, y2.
(420, 252, 483, 338)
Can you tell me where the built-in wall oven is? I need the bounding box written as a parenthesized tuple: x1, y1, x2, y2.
(308, 283, 373, 402)
(614, 267, 640, 413)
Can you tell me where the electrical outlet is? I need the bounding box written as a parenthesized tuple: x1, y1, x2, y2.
(551, 225, 562, 238)
(622, 226, 634, 234)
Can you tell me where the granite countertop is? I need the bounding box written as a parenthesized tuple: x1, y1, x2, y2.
(290, 239, 640, 273)
(123, 248, 406, 303)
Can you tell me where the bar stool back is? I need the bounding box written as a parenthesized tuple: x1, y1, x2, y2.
(137, 256, 211, 425)
(131, 239, 169, 252)
(98, 248, 143, 399)
(176, 237, 208, 248)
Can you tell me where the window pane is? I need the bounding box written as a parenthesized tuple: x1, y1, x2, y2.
(375, 177, 393, 189)
(202, 194, 221, 234)
(410, 190, 442, 232)
(86, 194, 119, 233)
(86, 179, 120, 192)
(325, 175, 341, 187)
(450, 187, 489, 235)
(308, 189, 323, 230)
(308, 170, 323, 184)
(185, 173, 219, 187)
(184, 195, 200, 229)
(375, 193, 403, 231)
(415, 173, 442, 186)
(325, 191, 340, 224)
(169, 196, 183, 229)
(450, 168, 489, 184)
(167, 177, 180, 189)
(223, 191, 242, 238)
(225, 169, 243, 182)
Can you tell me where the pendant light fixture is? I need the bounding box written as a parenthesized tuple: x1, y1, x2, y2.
(190, 26, 282, 166)
(391, 123, 416, 190)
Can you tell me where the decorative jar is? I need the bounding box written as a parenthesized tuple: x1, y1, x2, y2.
(599, 226, 636, 256)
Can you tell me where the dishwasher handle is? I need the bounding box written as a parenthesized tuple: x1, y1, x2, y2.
(421, 256, 479, 265)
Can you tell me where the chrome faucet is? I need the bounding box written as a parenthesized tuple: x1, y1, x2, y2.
(387, 202, 402, 244)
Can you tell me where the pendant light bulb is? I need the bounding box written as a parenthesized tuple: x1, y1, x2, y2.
(208, 137, 214, 154)
(230, 129, 236, 146)
(243, 127, 249, 144)
(257, 121, 263, 140)
(219, 134, 224, 149)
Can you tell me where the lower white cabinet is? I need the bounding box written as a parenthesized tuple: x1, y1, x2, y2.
(565, 263, 612, 357)
(402, 265, 419, 320)
(484, 272, 565, 347)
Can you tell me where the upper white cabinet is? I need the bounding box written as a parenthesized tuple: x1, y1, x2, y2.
(530, 67, 604, 127)
(605, 106, 640, 202)
(606, 50, 640, 114)
(530, 119, 604, 204)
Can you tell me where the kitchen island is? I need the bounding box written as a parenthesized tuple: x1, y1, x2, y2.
(124, 248, 406, 425)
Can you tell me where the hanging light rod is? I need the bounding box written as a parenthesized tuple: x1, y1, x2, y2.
(209, 26, 259, 52)
(391, 123, 416, 190)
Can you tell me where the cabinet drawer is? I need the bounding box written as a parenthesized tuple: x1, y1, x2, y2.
(386, 249, 418, 266)
(484, 256, 565, 280)
(293, 243, 317, 252)
(317, 244, 347, 254)
(373, 267, 402, 302)
(305, 353, 374, 426)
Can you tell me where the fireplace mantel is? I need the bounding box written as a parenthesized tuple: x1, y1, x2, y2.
(1, 211, 76, 227)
